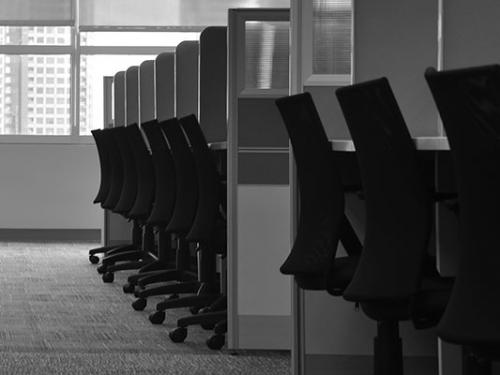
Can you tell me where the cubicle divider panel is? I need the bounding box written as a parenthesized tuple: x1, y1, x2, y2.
(113, 71, 126, 127)
(139, 60, 156, 124)
(199, 27, 227, 143)
(228, 8, 291, 350)
(155, 52, 175, 122)
(175, 41, 199, 118)
(354, 0, 440, 137)
(290, 1, 441, 374)
(108, 71, 132, 246)
(125, 66, 140, 125)
(438, 3, 500, 374)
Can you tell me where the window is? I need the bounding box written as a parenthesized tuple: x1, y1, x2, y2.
(0, 1, 200, 139)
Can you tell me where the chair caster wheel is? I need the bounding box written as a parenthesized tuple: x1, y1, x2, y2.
(89, 255, 99, 264)
(132, 298, 147, 311)
(199, 307, 210, 314)
(206, 334, 225, 350)
(168, 294, 179, 300)
(123, 283, 135, 294)
(201, 322, 216, 330)
(189, 306, 200, 315)
(102, 272, 114, 283)
(169, 327, 187, 343)
(97, 265, 107, 274)
(149, 311, 166, 325)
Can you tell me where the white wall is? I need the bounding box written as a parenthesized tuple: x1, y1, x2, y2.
(0, 142, 101, 229)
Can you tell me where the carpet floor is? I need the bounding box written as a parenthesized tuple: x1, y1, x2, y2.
(0, 242, 290, 374)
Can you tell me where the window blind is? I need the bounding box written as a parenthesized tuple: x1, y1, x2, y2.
(79, 0, 290, 27)
(0, 0, 74, 25)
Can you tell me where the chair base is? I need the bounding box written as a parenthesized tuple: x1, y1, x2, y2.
(463, 348, 492, 375)
(374, 321, 403, 375)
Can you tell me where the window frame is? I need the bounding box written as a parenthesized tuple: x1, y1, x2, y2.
(0, 0, 202, 143)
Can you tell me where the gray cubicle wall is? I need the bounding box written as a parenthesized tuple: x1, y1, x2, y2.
(175, 41, 199, 118)
(228, 8, 291, 350)
(139, 60, 156, 124)
(290, 1, 441, 374)
(107, 71, 132, 246)
(354, 0, 440, 137)
(125, 66, 140, 125)
(199, 27, 227, 143)
(113, 71, 126, 128)
(155, 52, 175, 122)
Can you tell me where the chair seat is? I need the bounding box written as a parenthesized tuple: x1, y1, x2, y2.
(326, 255, 359, 296)
(294, 255, 358, 291)
(410, 275, 454, 329)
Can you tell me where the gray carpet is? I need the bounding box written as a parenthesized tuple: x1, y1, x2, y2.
(0, 242, 290, 374)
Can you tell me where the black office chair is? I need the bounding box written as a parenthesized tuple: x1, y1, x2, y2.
(147, 117, 222, 325)
(275, 92, 362, 296)
(88, 128, 138, 264)
(88, 129, 111, 264)
(122, 119, 177, 294)
(336, 78, 452, 375)
(128, 119, 199, 309)
(425, 64, 500, 375)
(94, 127, 143, 273)
(167, 114, 226, 347)
(131, 118, 201, 314)
(98, 125, 155, 282)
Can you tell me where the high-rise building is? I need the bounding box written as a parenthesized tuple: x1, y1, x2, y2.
(0, 27, 90, 135)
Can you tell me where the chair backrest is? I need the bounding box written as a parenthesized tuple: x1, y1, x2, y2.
(179, 115, 221, 244)
(425, 65, 500, 345)
(112, 126, 138, 215)
(159, 118, 198, 234)
(91, 129, 111, 204)
(275, 93, 345, 283)
(142, 119, 177, 227)
(101, 127, 124, 210)
(336, 78, 431, 301)
(126, 123, 155, 219)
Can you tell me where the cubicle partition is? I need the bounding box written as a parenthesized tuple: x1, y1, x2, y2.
(175, 41, 199, 118)
(139, 60, 156, 124)
(155, 52, 175, 122)
(227, 8, 291, 350)
(125, 66, 140, 126)
(290, 1, 443, 374)
(290, 1, 500, 375)
(199, 26, 227, 143)
(106, 71, 132, 246)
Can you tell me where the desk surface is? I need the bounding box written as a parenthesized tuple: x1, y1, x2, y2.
(330, 136, 450, 152)
(208, 141, 227, 150)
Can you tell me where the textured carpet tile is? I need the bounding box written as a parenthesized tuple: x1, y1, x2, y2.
(0, 242, 290, 374)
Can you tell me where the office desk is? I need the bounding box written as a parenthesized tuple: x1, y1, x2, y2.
(208, 141, 228, 151)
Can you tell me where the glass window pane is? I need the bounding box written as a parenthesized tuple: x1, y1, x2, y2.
(245, 21, 289, 90)
(80, 31, 199, 47)
(0, 26, 71, 45)
(312, 0, 352, 75)
(0, 54, 71, 135)
(79, 54, 156, 135)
